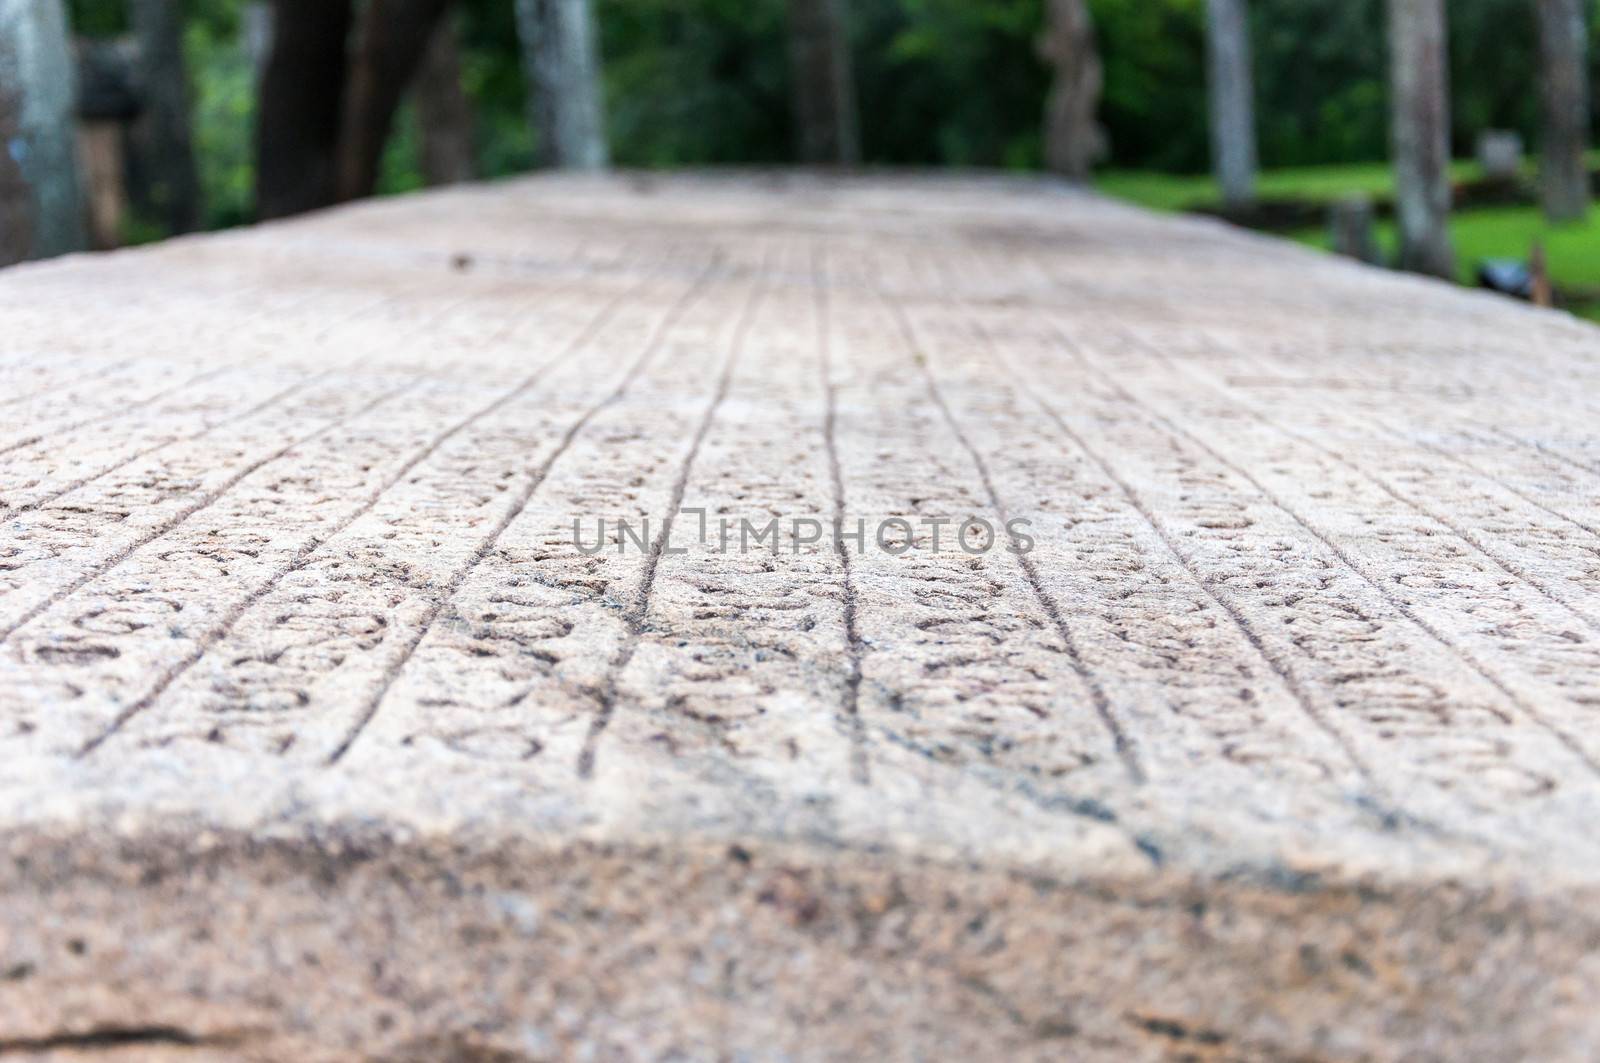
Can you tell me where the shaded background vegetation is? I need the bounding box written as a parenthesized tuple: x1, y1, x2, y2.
(61, 0, 1600, 232)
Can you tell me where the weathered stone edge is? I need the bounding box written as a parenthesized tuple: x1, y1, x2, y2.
(0, 820, 1596, 1061)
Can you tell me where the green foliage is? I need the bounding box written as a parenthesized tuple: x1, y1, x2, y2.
(1450, 0, 1539, 152)
(593, 0, 791, 166)
(1101, 154, 1600, 319)
(55, 0, 1600, 224)
(1252, 0, 1387, 168)
(184, 5, 255, 228)
(1091, 0, 1206, 171)
(1098, 157, 1495, 213)
(378, 103, 428, 195)
(456, 0, 535, 175)
(67, 0, 126, 36)
(858, 0, 1047, 168)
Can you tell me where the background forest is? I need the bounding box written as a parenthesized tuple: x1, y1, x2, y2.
(0, 0, 1589, 315)
(60, 0, 1591, 231)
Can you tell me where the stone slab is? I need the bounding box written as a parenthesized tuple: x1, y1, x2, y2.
(2, 174, 1599, 1059)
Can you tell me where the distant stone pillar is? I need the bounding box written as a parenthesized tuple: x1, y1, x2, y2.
(0, 0, 87, 263)
(1475, 129, 1523, 183)
(1387, 0, 1454, 279)
(1329, 196, 1382, 266)
(77, 121, 125, 249)
(1039, 0, 1105, 181)
(1205, 0, 1257, 211)
(1535, 0, 1590, 222)
(73, 36, 139, 250)
(516, 0, 609, 170)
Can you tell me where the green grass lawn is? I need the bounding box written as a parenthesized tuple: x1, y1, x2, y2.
(1095, 159, 1490, 212)
(1289, 206, 1600, 288)
(1097, 157, 1600, 319)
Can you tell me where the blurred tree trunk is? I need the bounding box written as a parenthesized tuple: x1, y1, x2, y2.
(256, 0, 352, 220)
(129, 0, 200, 234)
(415, 15, 476, 186)
(75, 37, 140, 249)
(0, 0, 86, 263)
(515, 0, 608, 169)
(1536, 0, 1590, 222)
(1205, 0, 1256, 210)
(786, 0, 858, 166)
(0, 68, 29, 266)
(1387, 0, 1454, 278)
(1039, 0, 1104, 181)
(338, 0, 453, 201)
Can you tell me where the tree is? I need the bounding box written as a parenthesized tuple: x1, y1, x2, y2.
(786, 0, 859, 165)
(1205, 0, 1257, 210)
(129, 0, 201, 234)
(338, 0, 454, 200)
(1388, 0, 1454, 278)
(1535, 0, 1589, 222)
(415, 14, 476, 186)
(256, 0, 352, 220)
(515, 0, 608, 169)
(0, 0, 85, 263)
(257, 0, 455, 219)
(1039, 0, 1104, 180)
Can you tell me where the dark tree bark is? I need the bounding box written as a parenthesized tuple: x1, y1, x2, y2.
(256, 0, 352, 220)
(0, 75, 30, 266)
(515, 0, 609, 169)
(785, 0, 858, 166)
(1205, 0, 1257, 210)
(1536, 0, 1590, 222)
(128, 0, 200, 234)
(337, 0, 453, 201)
(1039, 0, 1104, 181)
(1387, 0, 1454, 278)
(415, 15, 476, 186)
(0, 0, 85, 262)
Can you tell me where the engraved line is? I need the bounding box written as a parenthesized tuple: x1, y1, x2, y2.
(1489, 426, 1600, 481)
(0, 381, 416, 647)
(1065, 327, 1600, 779)
(0, 358, 136, 410)
(325, 254, 727, 765)
(876, 276, 1146, 784)
(1183, 339, 1600, 544)
(0, 365, 235, 459)
(0, 277, 336, 412)
(1023, 253, 1600, 775)
(993, 320, 1380, 790)
(0, 372, 334, 518)
(576, 253, 769, 779)
(1166, 346, 1600, 638)
(0, 282, 403, 460)
(82, 256, 695, 757)
(0, 268, 586, 640)
(813, 241, 871, 785)
(1369, 423, 1600, 544)
(0, 257, 603, 518)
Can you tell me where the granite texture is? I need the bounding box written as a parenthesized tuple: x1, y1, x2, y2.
(2, 174, 1599, 1060)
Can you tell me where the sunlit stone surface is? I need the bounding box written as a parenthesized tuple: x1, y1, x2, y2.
(2, 174, 1599, 1059)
